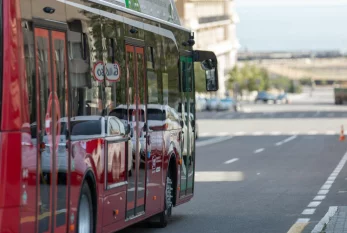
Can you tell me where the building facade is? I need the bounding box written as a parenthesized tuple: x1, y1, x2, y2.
(175, 0, 240, 97)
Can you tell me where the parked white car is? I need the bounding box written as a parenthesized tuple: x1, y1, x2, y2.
(33, 116, 132, 175)
(178, 112, 195, 156)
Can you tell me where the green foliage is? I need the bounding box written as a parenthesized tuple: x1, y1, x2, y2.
(299, 77, 313, 86)
(288, 80, 303, 93)
(228, 63, 271, 92)
(272, 76, 291, 91)
(228, 64, 303, 93)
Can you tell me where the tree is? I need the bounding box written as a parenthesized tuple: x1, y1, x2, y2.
(228, 63, 271, 93)
(272, 76, 291, 91)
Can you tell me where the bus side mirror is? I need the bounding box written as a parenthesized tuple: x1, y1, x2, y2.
(193, 50, 219, 92)
(201, 59, 218, 92)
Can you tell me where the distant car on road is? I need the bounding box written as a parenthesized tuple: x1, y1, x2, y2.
(255, 91, 277, 104)
(196, 97, 207, 111)
(217, 98, 240, 111)
(277, 93, 289, 104)
(206, 98, 220, 111)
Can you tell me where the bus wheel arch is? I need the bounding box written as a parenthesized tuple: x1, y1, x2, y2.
(149, 154, 176, 228)
(77, 170, 97, 233)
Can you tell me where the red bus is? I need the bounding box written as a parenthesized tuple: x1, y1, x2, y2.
(0, 0, 219, 232)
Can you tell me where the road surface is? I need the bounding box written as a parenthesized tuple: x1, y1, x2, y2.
(119, 87, 347, 233)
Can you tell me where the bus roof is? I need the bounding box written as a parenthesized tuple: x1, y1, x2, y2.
(89, 0, 191, 32)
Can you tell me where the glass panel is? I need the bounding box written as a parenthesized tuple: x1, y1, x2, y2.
(179, 56, 195, 196)
(68, 27, 102, 118)
(35, 28, 52, 233)
(136, 48, 146, 213)
(51, 31, 68, 228)
(22, 25, 37, 233)
(126, 47, 136, 218)
(179, 57, 187, 196)
(185, 57, 195, 194)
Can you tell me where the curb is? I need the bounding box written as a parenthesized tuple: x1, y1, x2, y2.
(311, 206, 338, 233)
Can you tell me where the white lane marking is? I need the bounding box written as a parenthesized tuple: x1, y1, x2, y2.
(338, 191, 347, 193)
(302, 209, 315, 215)
(252, 131, 264, 136)
(296, 218, 310, 223)
(196, 136, 233, 148)
(321, 184, 332, 190)
(326, 131, 336, 135)
(224, 158, 239, 165)
(270, 131, 282, 135)
(305, 150, 347, 228)
(327, 176, 336, 181)
(308, 131, 318, 135)
(311, 206, 338, 233)
(318, 190, 329, 195)
(234, 131, 245, 136)
(243, 108, 252, 113)
(200, 132, 210, 137)
(217, 132, 229, 136)
(275, 135, 297, 146)
(195, 171, 244, 182)
(307, 201, 321, 208)
(313, 195, 325, 201)
(254, 148, 265, 154)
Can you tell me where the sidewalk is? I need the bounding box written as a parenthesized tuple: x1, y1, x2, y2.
(315, 206, 347, 233)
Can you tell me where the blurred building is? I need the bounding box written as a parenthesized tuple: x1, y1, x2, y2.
(175, 0, 240, 97)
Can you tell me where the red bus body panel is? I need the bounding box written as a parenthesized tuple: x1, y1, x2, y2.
(0, 0, 194, 232)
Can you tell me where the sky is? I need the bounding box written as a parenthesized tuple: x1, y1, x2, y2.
(234, 0, 347, 52)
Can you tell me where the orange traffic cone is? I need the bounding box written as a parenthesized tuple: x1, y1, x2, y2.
(340, 125, 345, 141)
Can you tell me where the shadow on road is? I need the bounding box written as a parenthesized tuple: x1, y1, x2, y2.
(196, 111, 347, 120)
(118, 215, 187, 233)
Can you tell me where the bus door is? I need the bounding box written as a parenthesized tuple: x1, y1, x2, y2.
(125, 44, 147, 218)
(179, 55, 195, 197)
(34, 27, 69, 233)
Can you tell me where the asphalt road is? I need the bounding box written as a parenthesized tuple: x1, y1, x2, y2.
(119, 87, 347, 233)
